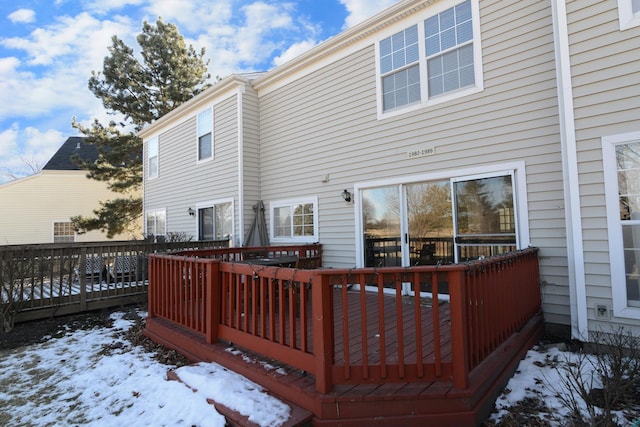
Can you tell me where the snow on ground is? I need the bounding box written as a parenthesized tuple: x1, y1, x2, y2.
(0, 310, 637, 426)
(0, 311, 289, 427)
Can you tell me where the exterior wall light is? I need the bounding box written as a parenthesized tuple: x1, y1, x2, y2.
(188, 207, 195, 216)
(342, 189, 352, 203)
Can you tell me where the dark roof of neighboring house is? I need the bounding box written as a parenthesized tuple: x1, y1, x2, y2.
(42, 136, 98, 171)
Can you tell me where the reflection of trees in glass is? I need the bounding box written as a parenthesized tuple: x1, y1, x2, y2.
(293, 203, 314, 236)
(617, 142, 640, 221)
(407, 181, 452, 237)
(455, 176, 514, 235)
(362, 187, 400, 238)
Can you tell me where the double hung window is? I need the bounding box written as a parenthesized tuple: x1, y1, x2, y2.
(377, 0, 481, 115)
(197, 109, 213, 161)
(53, 221, 75, 243)
(271, 198, 318, 243)
(145, 209, 166, 239)
(603, 132, 640, 317)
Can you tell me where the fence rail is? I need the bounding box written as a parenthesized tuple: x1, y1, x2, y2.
(0, 239, 229, 330)
(148, 246, 540, 393)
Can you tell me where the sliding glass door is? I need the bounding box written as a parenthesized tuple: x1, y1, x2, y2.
(361, 171, 518, 268)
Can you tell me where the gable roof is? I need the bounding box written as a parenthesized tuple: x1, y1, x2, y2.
(42, 137, 98, 171)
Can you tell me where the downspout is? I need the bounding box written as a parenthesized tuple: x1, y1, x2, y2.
(237, 85, 246, 246)
(551, 0, 588, 339)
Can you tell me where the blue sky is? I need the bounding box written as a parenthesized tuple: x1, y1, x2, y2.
(0, 0, 398, 183)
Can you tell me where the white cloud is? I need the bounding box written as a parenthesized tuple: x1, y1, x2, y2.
(0, 125, 64, 182)
(273, 39, 317, 66)
(339, 0, 399, 28)
(8, 9, 36, 24)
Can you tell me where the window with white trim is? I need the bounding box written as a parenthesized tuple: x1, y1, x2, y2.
(148, 137, 158, 179)
(377, 0, 482, 115)
(145, 209, 166, 239)
(603, 132, 640, 318)
(270, 198, 318, 243)
(197, 108, 213, 161)
(53, 221, 75, 243)
(618, 0, 640, 30)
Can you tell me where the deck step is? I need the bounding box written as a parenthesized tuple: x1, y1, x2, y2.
(167, 368, 313, 427)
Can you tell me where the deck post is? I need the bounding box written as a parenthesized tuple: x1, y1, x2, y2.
(312, 273, 334, 394)
(206, 259, 221, 344)
(147, 255, 155, 318)
(448, 268, 470, 389)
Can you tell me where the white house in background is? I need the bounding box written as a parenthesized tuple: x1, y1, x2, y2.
(139, 0, 640, 340)
(0, 137, 140, 245)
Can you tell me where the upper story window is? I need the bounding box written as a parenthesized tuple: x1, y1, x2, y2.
(197, 108, 213, 161)
(618, 0, 640, 30)
(376, 0, 482, 117)
(53, 221, 75, 243)
(270, 197, 318, 243)
(148, 137, 158, 179)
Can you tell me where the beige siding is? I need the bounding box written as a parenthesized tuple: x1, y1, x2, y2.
(242, 86, 262, 238)
(257, 0, 568, 323)
(0, 172, 136, 245)
(567, 0, 640, 331)
(144, 92, 242, 242)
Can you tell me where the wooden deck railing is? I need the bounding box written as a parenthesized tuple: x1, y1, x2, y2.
(0, 239, 229, 328)
(147, 246, 540, 393)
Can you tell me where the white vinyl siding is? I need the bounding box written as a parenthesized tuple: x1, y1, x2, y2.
(259, 0, 564, 321)
(566, 0, 640, 333)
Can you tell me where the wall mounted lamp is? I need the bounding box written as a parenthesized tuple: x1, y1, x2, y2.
(341, 189, 352, 203)
(188, 207, 195, 216)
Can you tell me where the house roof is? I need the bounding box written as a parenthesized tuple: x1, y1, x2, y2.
(42, 136, 98, 171)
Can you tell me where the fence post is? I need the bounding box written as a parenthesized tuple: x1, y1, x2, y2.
(448, 268, 469, 389)
(312, 272, 334, 394)
(206, 259, 221, 344)
(79, 247, 87, 312)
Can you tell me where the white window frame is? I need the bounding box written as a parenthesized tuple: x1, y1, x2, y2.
(618, 0, 640, 30)
(197, 108, 214, 163)
(354, 161, 529, 268)
(375, 0, 483, 119)
(603, 131, 640, 319)
(195, 198, 234, 242)
(148, 136, 158, 179)
(145, 208, 166, 239)
(52, 221, 76, 243)
(270, 197, 319, 243)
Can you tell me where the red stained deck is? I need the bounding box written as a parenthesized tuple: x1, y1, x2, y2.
(144, 245, 543, 426)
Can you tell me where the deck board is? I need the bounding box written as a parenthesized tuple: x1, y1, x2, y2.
(145, 289, 543, 426)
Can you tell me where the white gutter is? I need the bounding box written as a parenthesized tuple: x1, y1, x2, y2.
(236, 86, 246, 246)
(552, 0, 588, 339)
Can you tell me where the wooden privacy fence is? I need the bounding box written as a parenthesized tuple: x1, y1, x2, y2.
(0, 239, 229, 329)
(148, 246, 540, 393)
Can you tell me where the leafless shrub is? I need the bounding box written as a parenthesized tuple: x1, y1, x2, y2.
(551, 327, 640, 426)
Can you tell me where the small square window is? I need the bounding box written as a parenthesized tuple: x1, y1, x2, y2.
(618, 0, 640, 29)
(53, 222, 75, 243)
